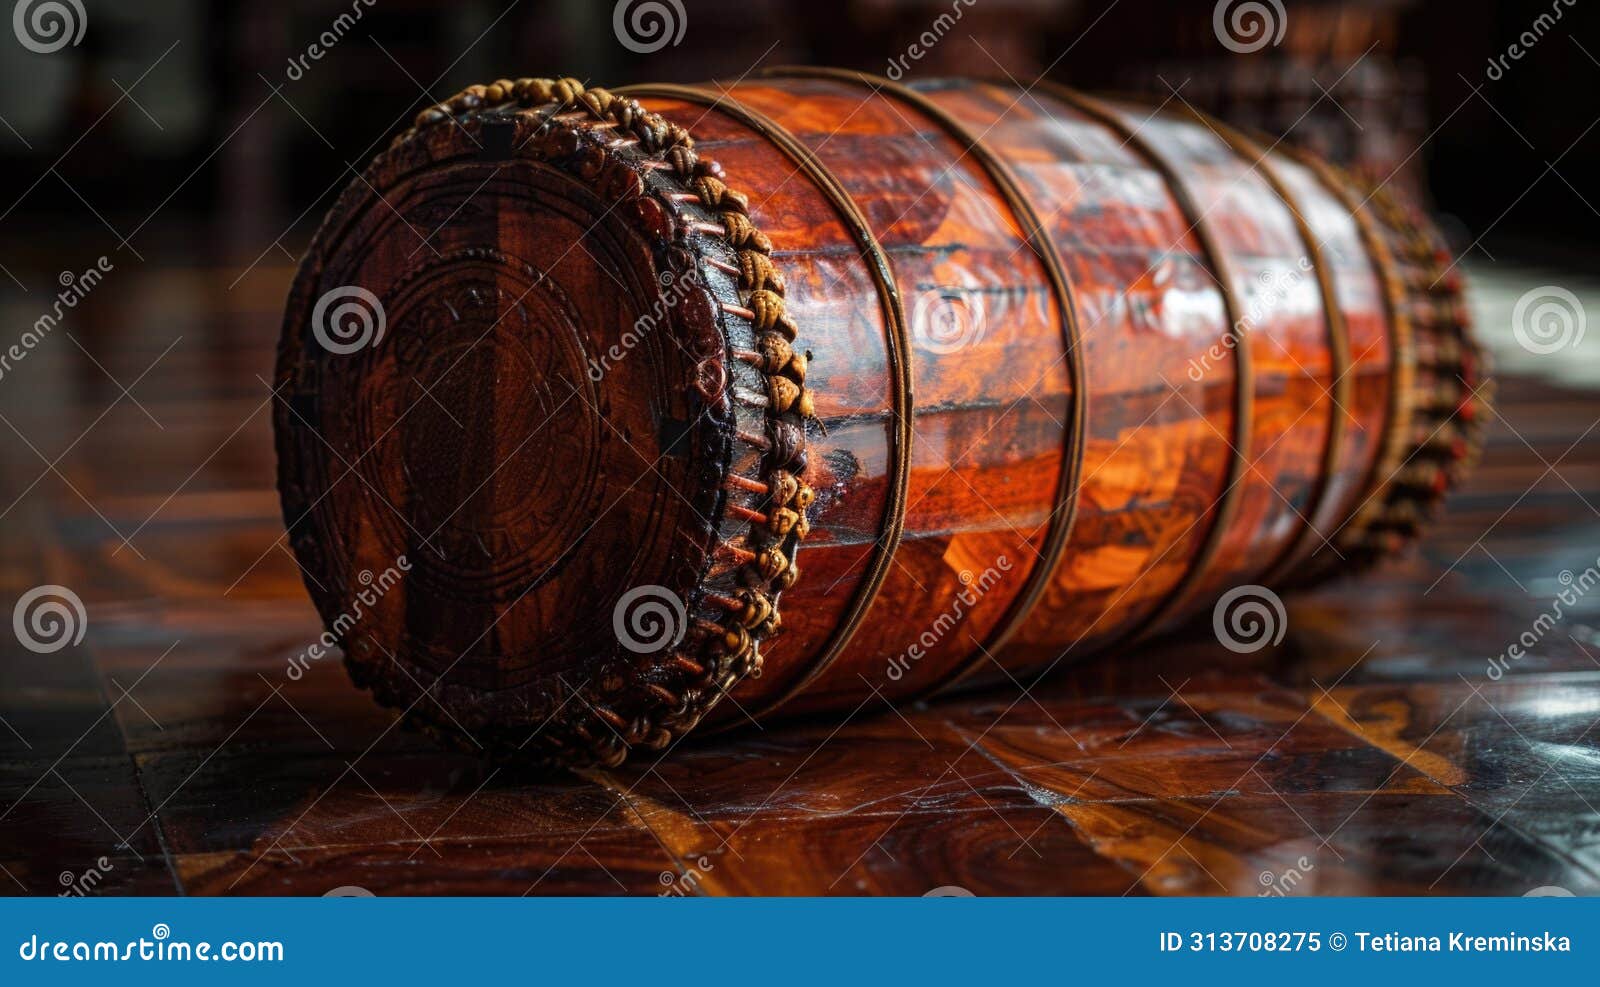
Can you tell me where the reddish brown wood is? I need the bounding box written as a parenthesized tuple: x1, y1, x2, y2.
(272, 74, 1486, 765)
(0, 251, 1585, 896)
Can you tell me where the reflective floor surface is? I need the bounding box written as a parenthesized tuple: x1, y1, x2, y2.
(1, 254, 1597, 896)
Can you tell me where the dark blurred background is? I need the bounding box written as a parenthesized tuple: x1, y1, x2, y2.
(0, 0, 1596, 898)
(0, 0, 1596, 269)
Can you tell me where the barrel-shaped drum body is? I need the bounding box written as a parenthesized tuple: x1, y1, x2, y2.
(275, 73, 1482, 766)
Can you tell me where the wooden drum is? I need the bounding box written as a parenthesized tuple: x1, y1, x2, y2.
(274, 71, 1487, 766)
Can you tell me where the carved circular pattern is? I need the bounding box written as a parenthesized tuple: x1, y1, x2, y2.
(349, 250, 607, 601)
(277, 78, 813, 767)
(282, 152, 718, 699)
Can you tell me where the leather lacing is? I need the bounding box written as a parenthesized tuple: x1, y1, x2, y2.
(391, 76, 817, 766)
(618, 82, 917, 723)
(1294, 167, 1491, 577)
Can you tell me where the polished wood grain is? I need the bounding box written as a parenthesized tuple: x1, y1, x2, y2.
(260, 78, 1472, 766)
(273, 108, 733, 759)
(634, 78, 1405, 718)
(0, 266, 1592, 893)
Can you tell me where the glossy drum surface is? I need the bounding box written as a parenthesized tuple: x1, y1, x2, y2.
(634, 74, 1418, 723)
(275, 73, 1484, 764)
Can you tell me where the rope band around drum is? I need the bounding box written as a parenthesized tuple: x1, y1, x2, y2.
(761, 67, 1090, 698)
(331, 76, 820, 766)
(619, 83, 917, 724)
(1287, 150, 1413, 576)
(1287, 154, 1488, 577)
(1191, 111, 1354, 588)
(1036, 82, 1256, 644)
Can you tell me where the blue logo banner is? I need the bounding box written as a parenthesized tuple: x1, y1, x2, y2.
(2, 896, 1591, 985)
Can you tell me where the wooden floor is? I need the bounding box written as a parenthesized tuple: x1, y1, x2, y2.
(2, 253, 1599, 897)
